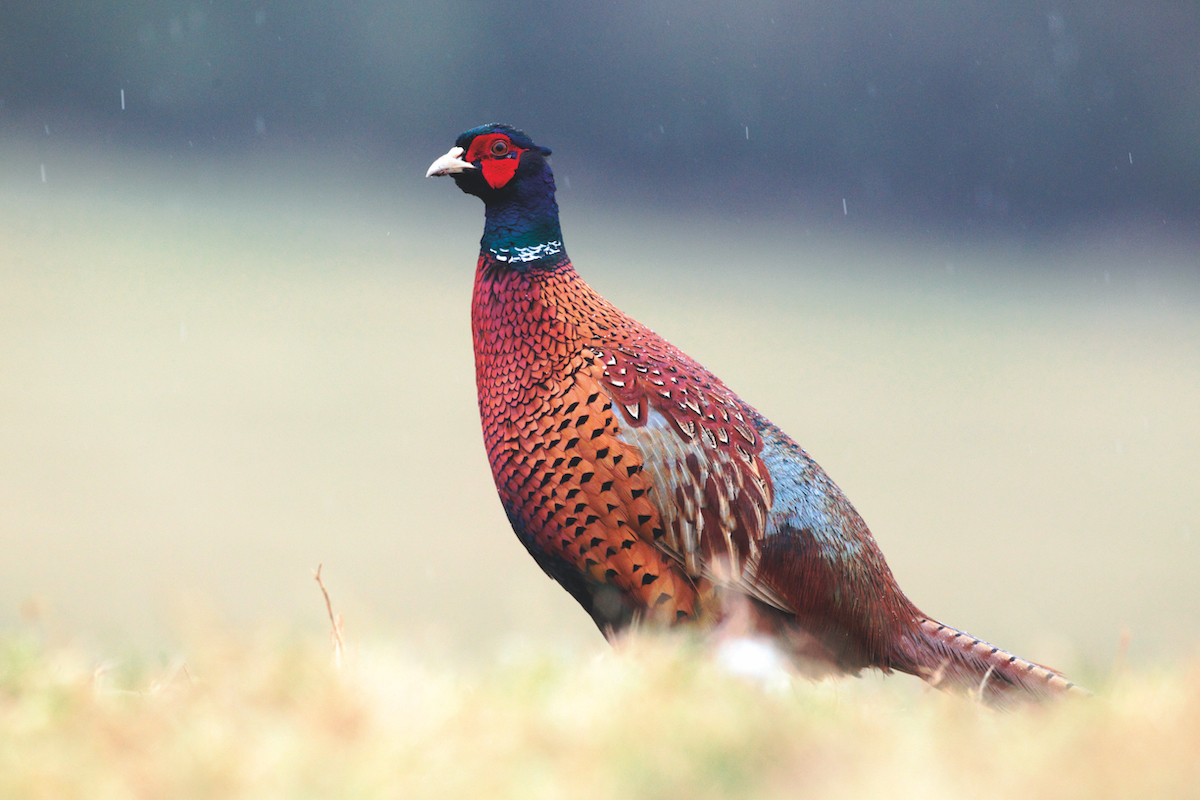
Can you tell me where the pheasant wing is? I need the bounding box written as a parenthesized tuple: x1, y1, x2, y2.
(593, 338, 794, 615)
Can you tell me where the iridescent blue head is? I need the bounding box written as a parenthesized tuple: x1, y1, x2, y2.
(426, 124, 564, 266)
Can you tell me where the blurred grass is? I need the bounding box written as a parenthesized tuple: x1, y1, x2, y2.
(1, 629, 1197, 800)
(3, 136, 1199, 799)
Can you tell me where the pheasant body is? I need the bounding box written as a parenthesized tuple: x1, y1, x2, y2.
(430, 124, 1085, 705)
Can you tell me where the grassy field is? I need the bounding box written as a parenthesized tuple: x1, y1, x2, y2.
(4, 134, 1198, 666)
(2, 133, 1198, 798)
(2, 626, 1197, 800)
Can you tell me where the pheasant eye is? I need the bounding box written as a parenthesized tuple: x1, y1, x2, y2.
(490, 139, 509, 156)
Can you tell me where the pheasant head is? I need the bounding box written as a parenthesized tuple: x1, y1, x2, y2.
(427, 124, 563, 264)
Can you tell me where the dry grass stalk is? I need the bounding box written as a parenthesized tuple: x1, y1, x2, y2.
(313, 564, 345, 671)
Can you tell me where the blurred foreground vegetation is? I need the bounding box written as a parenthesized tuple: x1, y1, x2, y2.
(0, 630, 1196, 800)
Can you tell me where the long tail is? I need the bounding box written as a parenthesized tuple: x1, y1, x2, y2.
(895, 616, 1090, 707)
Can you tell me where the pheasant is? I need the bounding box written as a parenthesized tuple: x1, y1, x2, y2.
(426, 123, 1086, 705)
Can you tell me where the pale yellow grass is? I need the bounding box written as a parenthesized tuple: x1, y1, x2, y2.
(1, 629, 1196, 800)
(3, 136, 1198, 798)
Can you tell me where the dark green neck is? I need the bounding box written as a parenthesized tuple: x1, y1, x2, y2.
(480, 162, 565, 265)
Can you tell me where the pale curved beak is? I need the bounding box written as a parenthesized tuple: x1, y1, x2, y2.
(425, 146, 475, 177)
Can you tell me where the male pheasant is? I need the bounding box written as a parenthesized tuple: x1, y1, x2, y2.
(426, 123, 1085, 705)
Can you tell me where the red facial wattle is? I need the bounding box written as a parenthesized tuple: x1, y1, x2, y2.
(464, 133, 526, 189)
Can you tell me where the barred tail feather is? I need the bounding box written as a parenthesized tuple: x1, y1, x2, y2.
(897, 616, 1090, 706)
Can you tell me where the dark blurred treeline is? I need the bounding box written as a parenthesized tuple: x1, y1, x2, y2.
(3, 0, 1198, 236)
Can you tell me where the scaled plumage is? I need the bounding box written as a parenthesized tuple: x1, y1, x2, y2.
(428, 123, 1086, 705)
